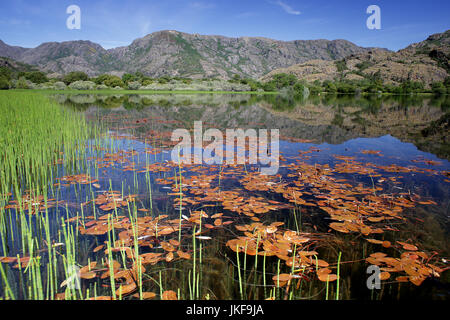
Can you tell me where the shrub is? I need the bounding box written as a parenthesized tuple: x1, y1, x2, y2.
(63, 71, 89, 85)
(54, 81, 67, 90)
(271, 73, 298, 89)
(444, 77, 450, 87)
(335, 60, 348, 72)
(324, 82, 337, 93)
(262, 81, 277, 92)
(308, 84, 322, 94)
(141, 79, 154, 86)
(68, 80, 96, 90)
(104, 76, 125, 88)
(127, 81, 141, 90)
(122, 73, 139, 84)
(0, 77, 10, 90)
(431, 82, 446, 95)
(293, 82, 310, 98)
(336, 82, 356, 94)
(93, 74, 111, 85)
(96, 84, 109, 90)
(22, 71, 48, 84)
(401, 80, 424, 94)
(0, 66, 12, 81)
(36, 82, 55, 90)
(15, 77, 30, 89)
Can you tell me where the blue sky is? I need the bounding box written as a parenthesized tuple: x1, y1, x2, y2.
(0, 0, 449, 51)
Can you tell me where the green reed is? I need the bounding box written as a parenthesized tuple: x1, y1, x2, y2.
(0, 92, 95, 197)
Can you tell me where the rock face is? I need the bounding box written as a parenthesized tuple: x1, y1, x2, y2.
(0, 40, 29, 60)
(0, 56, 38, 73)
(0, 30, 373, 79)
(260, 30, 450, 86)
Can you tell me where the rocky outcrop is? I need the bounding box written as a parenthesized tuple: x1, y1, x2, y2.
(260, 30, 450, 87)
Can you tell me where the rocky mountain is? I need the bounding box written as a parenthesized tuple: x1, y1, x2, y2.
(0, 56, 38, 74)
(0, 30, 375, 79)
(260, 30, 450, 86)
(0, 40, 29, 60)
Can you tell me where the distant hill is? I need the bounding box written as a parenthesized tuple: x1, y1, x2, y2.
(0, 30, 376, 79)
(0, 56, 38, 75)
(260, 30, 450, 87)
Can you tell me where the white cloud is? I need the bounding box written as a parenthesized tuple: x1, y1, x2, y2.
(274, 1, 301, 15)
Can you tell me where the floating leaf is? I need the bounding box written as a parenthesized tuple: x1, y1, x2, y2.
(177, 250, 191, 260)
(379, 272, 391, 280)
(318, 273, 338, 282)
(133, 292, 156, 300)
(116, 283, 137, 296)
(162, 290, 178, 300)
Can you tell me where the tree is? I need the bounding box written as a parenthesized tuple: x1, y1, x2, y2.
(0, 66, 12, 81)
(0, 77, 10, 90)
(308, 85, 322, 94)
(93, 74, 111, 85)
(336, 82, 356, 94)
(15, 77, 29, 89)
(104, 76, 125, 88)
(271, 73, 298, 89)
(262, 81, 276, 92)
(63, 71, 89, 85)
(23, 71, 48, 84)
(401, 80, 424, 94)
(141, 79, 154, 86)
(431, 82, 446, 95)
(324, 81, 337, 93)
(444, 77, 450, 93)
(122, 73, 139, 84)
(335, 60, 347, 73)
(444, 77, 450, 87)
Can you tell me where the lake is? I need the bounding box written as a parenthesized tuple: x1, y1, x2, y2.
(0, 92, 449, 300)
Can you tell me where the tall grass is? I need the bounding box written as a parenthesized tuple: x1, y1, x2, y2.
(0, 91, 100, 300)
(0, 91, 95, 197)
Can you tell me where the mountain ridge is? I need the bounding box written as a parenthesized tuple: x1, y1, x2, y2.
(0, 30, 380, 79)
(260, 29, 450, 86)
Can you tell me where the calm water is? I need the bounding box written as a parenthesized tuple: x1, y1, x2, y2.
(2, 92, 449, 300)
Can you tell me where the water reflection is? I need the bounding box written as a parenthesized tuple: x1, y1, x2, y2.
(53, 93, 450, 160)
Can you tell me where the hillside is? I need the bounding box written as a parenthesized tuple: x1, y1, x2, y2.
(0, 30, 374, 79)
(0, 56, 38, 74)
(260, 30, 450, 87)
